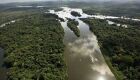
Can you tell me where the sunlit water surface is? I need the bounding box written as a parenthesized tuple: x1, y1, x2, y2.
(49, 7, 116, 80)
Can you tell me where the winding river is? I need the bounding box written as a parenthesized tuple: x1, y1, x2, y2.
(49, 7, 116, 80)
(0, 6, 140, 80)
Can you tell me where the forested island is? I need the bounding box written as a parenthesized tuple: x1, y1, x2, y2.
(81, 18, 140, 80)
(67, 19, 80, 37)
(0, 13, 67, 80)
(71, 11, 81, 17)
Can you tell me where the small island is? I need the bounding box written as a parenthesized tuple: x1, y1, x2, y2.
(67, 19, 80, 37)
(71, 11, 81, 17)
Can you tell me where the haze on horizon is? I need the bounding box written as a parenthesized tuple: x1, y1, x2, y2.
(0, 0, 139, 3)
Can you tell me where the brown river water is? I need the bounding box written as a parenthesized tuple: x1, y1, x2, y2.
(49, 7, 116, 80)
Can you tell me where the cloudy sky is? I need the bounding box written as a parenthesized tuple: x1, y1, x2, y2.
(0, 0, 138, 3)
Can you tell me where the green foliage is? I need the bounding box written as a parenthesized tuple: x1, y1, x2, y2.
(82, 18, 140, 80)
(71, 11, 81, 17)
(43, 13, 64, 22)
(0, 14, 67, 80)
(0, 11, 38, 25)
(108, 18, 140, 28)
(67, 19, 80, 37)
(83, 2, 140, 18)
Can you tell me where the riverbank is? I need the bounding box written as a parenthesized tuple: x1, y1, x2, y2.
(81, 18, 140, 80)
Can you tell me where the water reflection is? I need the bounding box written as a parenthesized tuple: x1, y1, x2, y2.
(49, 7, 116, 80)
(98, 76, 106, 80)
(65, 34, 115, 80)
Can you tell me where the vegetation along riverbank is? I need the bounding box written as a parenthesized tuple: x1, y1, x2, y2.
(81, 18, 140, 80)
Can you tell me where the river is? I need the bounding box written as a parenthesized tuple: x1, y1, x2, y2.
(0, 48, 7, 80)
(49, 7, 116, 80)
(0, 6, 139, 80)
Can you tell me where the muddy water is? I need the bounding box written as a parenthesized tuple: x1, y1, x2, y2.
(49, 7, 116, 80)
(62, 20, 115, 80)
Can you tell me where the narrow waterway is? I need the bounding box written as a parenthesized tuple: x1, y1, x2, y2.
(0, 20, 16, 27)
(0, 48, 7, 80)
(49, 7, 116, 80)
(0, 20, 18, 80)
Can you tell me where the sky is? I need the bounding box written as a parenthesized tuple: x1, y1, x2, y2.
(0, 0, 138, 3)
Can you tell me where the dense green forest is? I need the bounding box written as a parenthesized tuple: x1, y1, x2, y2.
(0, 13, 67, 80)
(0, 11, 35, 24)
(108, 18, 140, 28)
(71, 11, 81, 17)
(83, 2, 140, 19)
(0, 1, 140, 80)
(0, 7, 62, 25)
(81, 18, 140, 80)
(67, 19, 80, 37)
